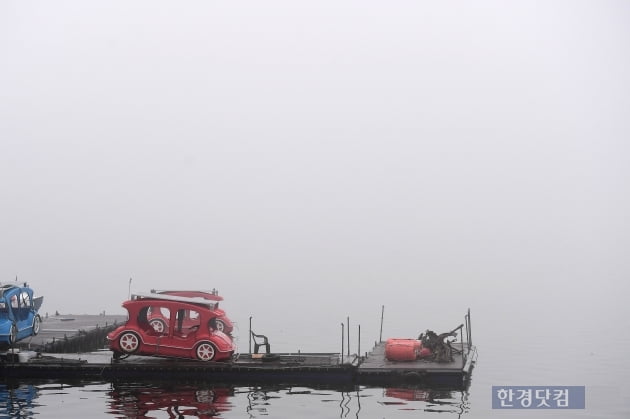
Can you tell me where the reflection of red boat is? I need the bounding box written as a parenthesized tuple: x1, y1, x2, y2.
(149, 289, 234, 335)
(385, 387, 431, 401)
(108, 385, 232, 418)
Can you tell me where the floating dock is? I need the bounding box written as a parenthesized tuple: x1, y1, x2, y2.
(13, 314, 127, 353)
(0, 346, 476, 388)
(358, 342, 477, 387)
(0, 351, 355, 385)
(1, 313, 477, 387)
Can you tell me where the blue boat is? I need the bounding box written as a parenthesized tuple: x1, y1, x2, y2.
(0, 283, 44, 348)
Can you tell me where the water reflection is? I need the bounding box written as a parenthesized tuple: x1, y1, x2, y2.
(237, 385, 469, 418)
(107, 384, 469, 418)
(0, 380, 470, 418)
(0, 383, 38, 418)
(108, 383, 233, 418)
(238, 385, 363, 419)
(381, 386, 470, 415)
(244, 388, 273, 416)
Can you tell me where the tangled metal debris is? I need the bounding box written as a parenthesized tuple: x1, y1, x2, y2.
(418, 324, 463, 363)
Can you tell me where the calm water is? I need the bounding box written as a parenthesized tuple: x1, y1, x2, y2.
(2, 301, 629, 418)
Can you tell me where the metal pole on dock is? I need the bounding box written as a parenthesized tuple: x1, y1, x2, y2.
(347, 316, 350, 357)
(379, 305, 384, 342)
(468, 308, 472, 347)
(358, 324, 361, 359)
(341, 323, 344, 364)
(249, 316, 252, 354)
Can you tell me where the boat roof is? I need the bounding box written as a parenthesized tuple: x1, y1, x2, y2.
(131, 292, 219, 308)
(0, 283, 31, 298)
(151, 289, 224, 301)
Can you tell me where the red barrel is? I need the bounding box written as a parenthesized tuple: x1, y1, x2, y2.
(385, 339, 421, 361)
(418, 347, 432, 358)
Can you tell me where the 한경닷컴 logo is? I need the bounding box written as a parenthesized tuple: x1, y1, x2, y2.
(492, 386, 585, 409)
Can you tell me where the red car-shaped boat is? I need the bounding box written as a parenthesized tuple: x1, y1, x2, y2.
(107, 293, 236, 362)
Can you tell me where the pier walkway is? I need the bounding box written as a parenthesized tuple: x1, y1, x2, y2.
(13, 314, 127, 351)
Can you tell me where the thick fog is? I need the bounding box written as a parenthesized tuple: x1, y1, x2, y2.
(1, 1, 628, 351)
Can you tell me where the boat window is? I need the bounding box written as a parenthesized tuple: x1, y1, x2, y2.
(145, 305, 171, 334)
(174, 309, 200, 335)
(148, 306, 170, 319)
(20, 292, 31, 308)
(137, 306, 150, 329)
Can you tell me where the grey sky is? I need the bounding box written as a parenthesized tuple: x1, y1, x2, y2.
(1, 1, 628, 350)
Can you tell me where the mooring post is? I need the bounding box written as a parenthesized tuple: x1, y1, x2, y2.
(249, 316, 252, 354)
(379, 305, 384, 342)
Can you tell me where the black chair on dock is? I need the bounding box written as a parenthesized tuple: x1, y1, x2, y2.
(251, 331, 271, 354)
